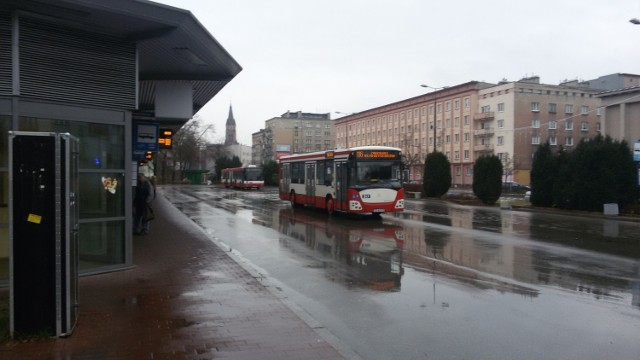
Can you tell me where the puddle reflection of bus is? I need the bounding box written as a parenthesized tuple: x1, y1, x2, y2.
(277, 207, 404, 291)
(221, 165, 264, 189)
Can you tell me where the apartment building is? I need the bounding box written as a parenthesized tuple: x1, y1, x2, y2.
(478, 76, 602, 185)
(335, 77, 607, 186)
(335, 81, 493, 185)
(259, 111, 335, 162)
(252, 129, 267, 165)
(597, 86, 640, 150)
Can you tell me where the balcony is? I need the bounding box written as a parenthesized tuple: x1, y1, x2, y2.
(474, 128, 494, 137)
(474, 111, 494, 120)
(474, 144, 494, 152)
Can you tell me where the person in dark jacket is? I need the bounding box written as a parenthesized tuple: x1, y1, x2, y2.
(134, 173, 154, 235)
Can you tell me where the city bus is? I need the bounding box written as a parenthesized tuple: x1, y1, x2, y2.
(221, 165, 264, 189)
(278, 146, 405, 215)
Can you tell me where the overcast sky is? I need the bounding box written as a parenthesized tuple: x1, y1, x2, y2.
(157, 0, 640, 145)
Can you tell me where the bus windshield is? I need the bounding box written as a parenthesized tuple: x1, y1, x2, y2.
(353, 161, 401, 189)
(245, 168, 263, 181)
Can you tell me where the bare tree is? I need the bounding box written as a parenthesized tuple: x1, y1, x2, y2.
(156, 117, 215, 183)
(400, 128, 424, 182)
(501, 152, 514, 183)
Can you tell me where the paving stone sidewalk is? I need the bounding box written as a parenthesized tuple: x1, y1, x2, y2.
(0, 192, 344, 359)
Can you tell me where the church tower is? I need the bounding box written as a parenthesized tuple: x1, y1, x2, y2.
(224, 104, 238, 145)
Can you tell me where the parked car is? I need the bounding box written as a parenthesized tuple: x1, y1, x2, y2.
(502, 182, 530, 193)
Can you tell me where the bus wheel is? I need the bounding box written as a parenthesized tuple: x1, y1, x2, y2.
(326, 197, 335, 216)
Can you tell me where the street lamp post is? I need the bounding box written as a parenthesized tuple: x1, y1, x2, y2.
(420, 84, 447, 153)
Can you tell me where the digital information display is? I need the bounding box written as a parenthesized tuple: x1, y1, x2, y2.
(355, 150, 399, 159)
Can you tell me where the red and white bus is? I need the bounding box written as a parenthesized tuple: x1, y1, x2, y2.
(221, 165, 264, 189)
(279, 146, 405, 215)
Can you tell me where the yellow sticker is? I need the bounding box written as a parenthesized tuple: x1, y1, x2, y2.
(27, 214, 42, 224)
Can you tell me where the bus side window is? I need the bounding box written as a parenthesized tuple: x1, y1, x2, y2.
(324, 160, 333, 186)
(316, 161, 325, 184)
(292, 162, 303, 184)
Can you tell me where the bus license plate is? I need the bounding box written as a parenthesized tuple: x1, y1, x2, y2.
(372, 209, 385, 213)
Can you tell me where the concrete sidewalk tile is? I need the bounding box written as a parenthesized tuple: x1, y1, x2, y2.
(1, 191, 345, 359)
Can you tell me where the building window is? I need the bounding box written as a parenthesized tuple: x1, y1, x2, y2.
(464, 98, 470, 108)
(531, 102, 540, 112)
(565, 104, 573, 114)
(437, 104, 442, 114)
(454, 133, 459, 143)
(497, 136, 504, 146)
(581, 122, 588, 131)
(549, 120, 557, 129)
(565, 136, 574, 146)
(445, 118, 451, 128)
(464, 115, 470, 125)
(596, 107, 603, 116)
(531, 119, 540, 128)
(532, 135, 540, 144)
(549, 103, 557, 113)
(497, 119, 504, 128)
(454, 151, 460, 160)
(464, 132, 470, 142)
(596, 122, 601, 131)
(454, 117, 460, 127)
(497, 103, 504, 112)
(549, 136, 557, 145)
(456, 166, 461, 176)
(445, 102, 451, 112)
(581, 105, 589, 115)
(565, 119, 573, 130)
(454, 99, 460, 110)
(464, 150, 469, 159)
(481, 105, 490, 113)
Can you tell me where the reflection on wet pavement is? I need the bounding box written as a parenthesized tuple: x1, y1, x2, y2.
(162, 185, 640, 360)
(164, 186, 640, 309)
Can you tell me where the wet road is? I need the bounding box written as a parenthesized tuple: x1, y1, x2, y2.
(161, 185, 640, 360)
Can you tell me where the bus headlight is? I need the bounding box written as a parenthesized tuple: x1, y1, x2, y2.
(349, 200, 363, 210)
(395, 199, 404, 209)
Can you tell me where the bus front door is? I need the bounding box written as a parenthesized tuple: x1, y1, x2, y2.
(305, 163, 315, 205)
(280, 164, 290, 196)
(335, 161, 348, 210)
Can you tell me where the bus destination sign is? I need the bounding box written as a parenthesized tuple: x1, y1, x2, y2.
(325, 151, 335, 159)
(355, 150, 398, 159)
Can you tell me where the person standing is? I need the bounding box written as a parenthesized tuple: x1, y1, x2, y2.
(134, 173, 154, 235)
